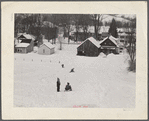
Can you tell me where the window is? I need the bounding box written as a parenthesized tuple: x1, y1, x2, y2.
(17, 48, 23, 52)
(120, 40, 124, 42)
(43, 49, 45, 53)
(120, 36, 124, 38)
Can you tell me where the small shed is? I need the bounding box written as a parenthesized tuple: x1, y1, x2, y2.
(99, 35, 119, 54)
(15, 34, 35, 53)
(15, 39, 34, 53)
(15, 43, 30, 53)
(38, 43, 55, 55)
(77, 37, 101, 57)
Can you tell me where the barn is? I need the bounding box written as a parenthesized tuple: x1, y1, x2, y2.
(77, 37, 101, 57)
(38, 43, 55, 55)
(99, 35, 119, 54)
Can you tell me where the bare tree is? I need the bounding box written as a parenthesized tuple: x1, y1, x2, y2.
(64, 15, 74, 44)
(127, 18, 136, 71)
(72, 14, 82, 42)
(91, 14, 103, 40)
(79, 14, 92, 40)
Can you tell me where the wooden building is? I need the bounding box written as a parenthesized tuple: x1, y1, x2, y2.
(77, 37, 101, 57)
(15, 34, 35, 53)
(99, 35, 119, 54)
(15, 39, 34, 53)
(38, 43, 55, 55)
(18, 34, 36, 41)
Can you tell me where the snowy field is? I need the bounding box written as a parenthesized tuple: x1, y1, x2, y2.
(14, 41, 135, 108)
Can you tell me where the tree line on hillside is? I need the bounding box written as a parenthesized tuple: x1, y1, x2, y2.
(15, 14, 134, 41)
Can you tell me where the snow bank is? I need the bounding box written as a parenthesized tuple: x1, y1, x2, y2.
(107, 53, 116, 59)
(99, 52, 106, 58)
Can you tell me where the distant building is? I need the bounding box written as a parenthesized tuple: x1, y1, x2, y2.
(101, 32, 109, 40)
(118, 32, 130, 46)
(38, 43, 55, 55)
(77, 37, 101, 57)
(99, 35, 119, 54)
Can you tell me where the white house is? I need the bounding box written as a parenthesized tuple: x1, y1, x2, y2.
(118, 32, 130, 46)
(38, 43, 55, 55)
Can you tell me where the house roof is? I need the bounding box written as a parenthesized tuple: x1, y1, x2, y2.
(15, 43, 30, 47)
(18, 34, 36, 41)
(40, 42, 55, 49)
(99, 35, 119, 47)
(77, 37, 101, 48)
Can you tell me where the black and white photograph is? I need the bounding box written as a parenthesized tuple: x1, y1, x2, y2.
(14, 14, 136, 108)
(2, 1, 147, 119)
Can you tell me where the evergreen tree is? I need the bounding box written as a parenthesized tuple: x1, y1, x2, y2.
(108, 18, 118, 38)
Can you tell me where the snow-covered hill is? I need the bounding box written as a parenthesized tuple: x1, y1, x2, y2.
(14, 43, 135, 108)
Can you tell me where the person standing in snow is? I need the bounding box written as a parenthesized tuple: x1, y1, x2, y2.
(65, 82, 72, 91)
(57, 78, 61, 92)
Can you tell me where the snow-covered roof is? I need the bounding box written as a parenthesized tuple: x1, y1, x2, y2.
(24, 34, 35, 40)
(40, 43, 55, 49)
(18, 34, 36, 41)
(118, 32, 129, 36)
(15, 43, 30, 47)
(14, 38, 22, 45)
(99, 35, 119, 47)
(78, 37, 101, 48)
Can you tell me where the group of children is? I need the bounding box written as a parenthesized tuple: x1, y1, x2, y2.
(56, 62, 75, 92)
(57, 78, 72, 92)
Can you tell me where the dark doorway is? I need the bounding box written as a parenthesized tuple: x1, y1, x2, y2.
(77, 51, 85, 56)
